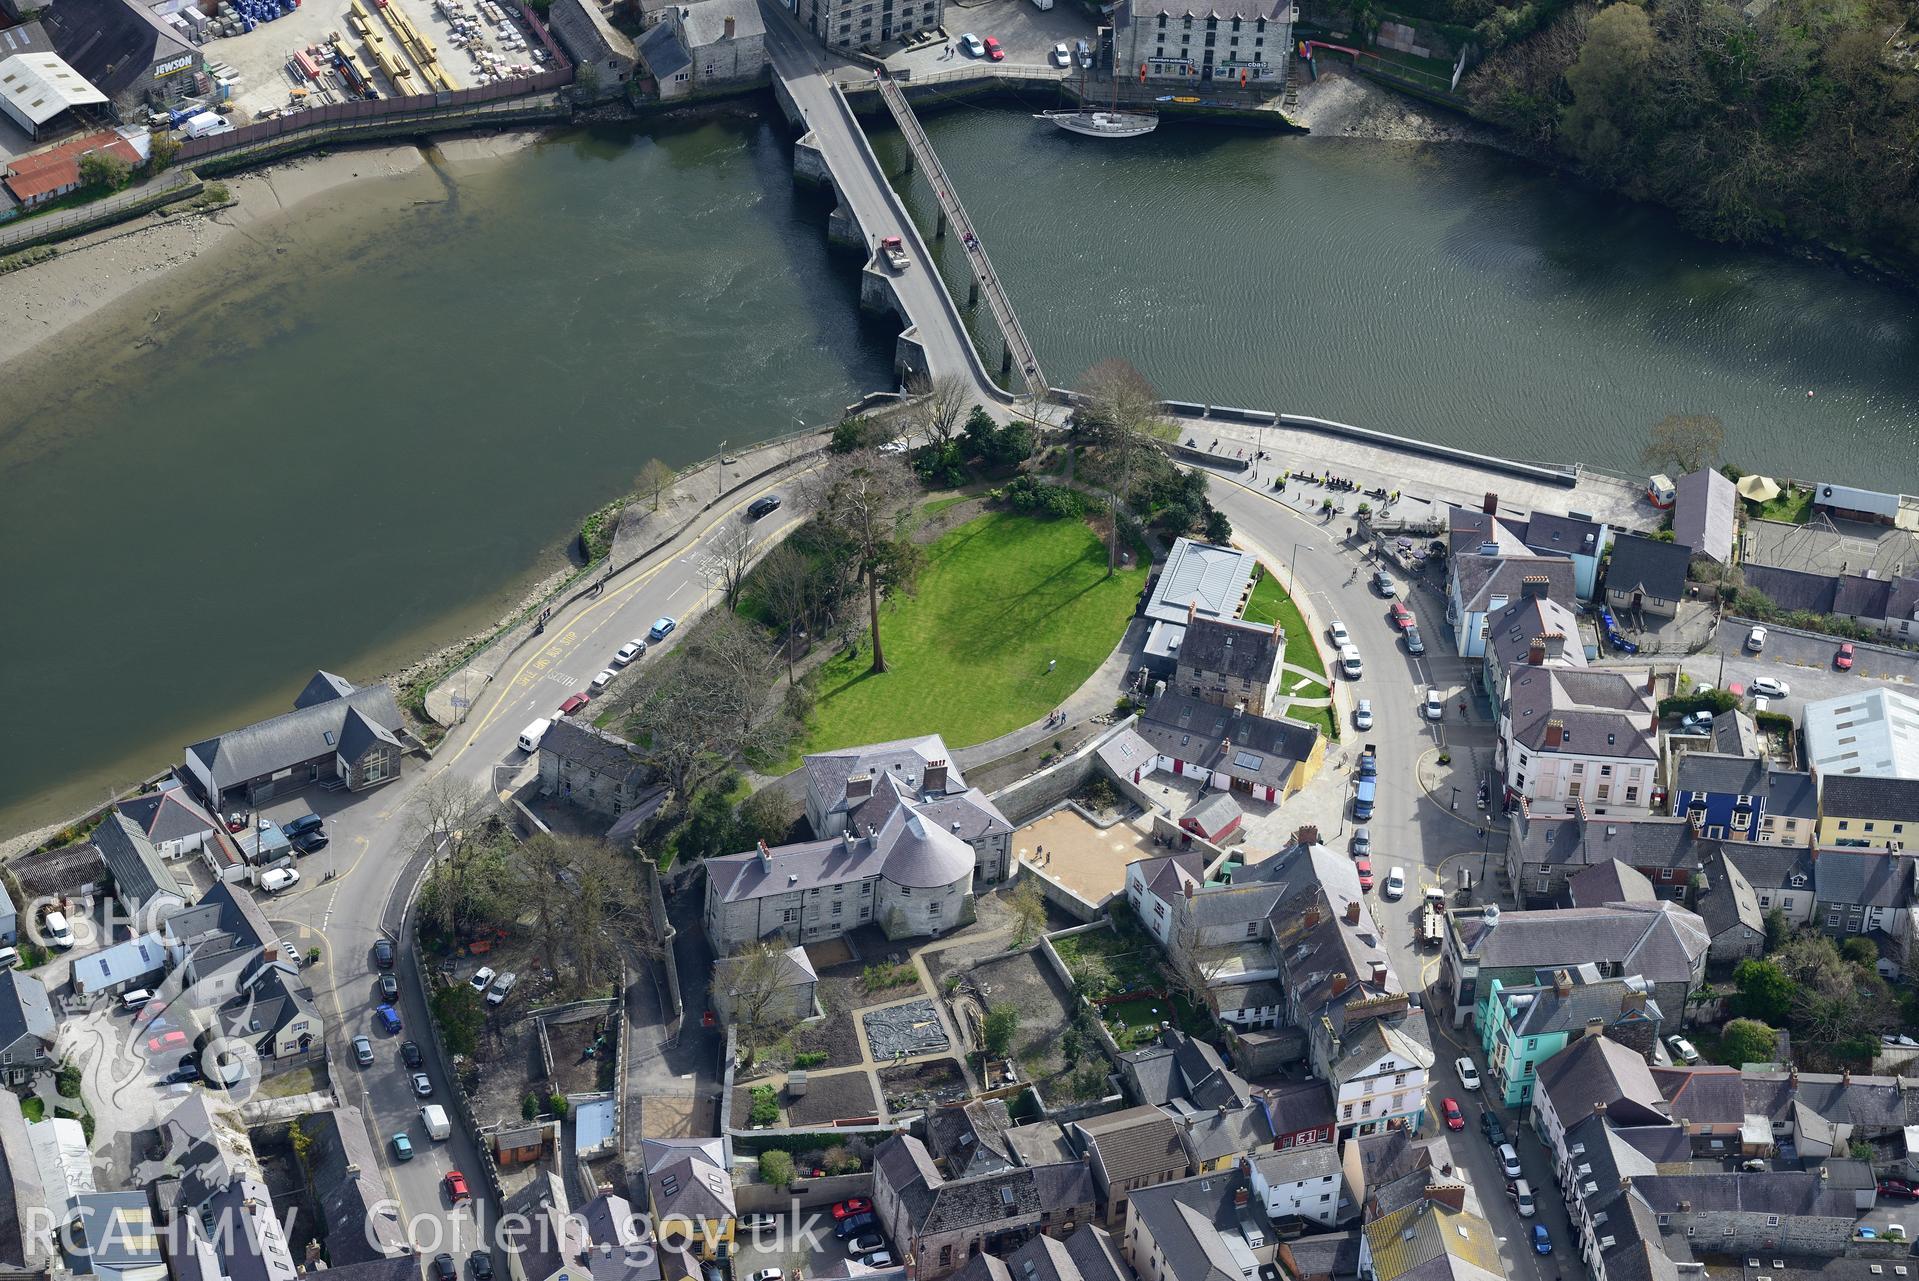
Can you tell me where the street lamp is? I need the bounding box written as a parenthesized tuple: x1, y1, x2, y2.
(1479, 823, 1491, 899)
(1288, 541, 1307, 599)
(1450, 786, 1459, 812)
(716, 440, 729, 498)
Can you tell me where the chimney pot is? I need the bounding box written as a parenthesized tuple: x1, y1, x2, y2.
(1345, 900, 1361, 924)
(1330, 973, 1349, 997)
(1553, 968, 1572, 997)
(1483, 493, 1498, 515)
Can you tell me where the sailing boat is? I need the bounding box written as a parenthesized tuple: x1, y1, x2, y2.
(1036, 59, 1157, 137)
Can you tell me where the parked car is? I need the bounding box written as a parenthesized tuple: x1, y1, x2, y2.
(1373, 570, 1397, 596)
(1074, 37, 1091, 65)
(392, 1133, 414, 1161)
(1508, 1179, 1536, 1217)
(1532, 1225, 1552, 1255)
(374, 938, 395, 969)
(749, 1272, 785, 1281)
(982, 35, 1004, 59)
(1389, 601, 1415, 630)
(283, 814, 324, 841)
(1880, 1180, 1918, 1200)
(1442, 1098, 1464, 1131)
(559, 692, 591, 715)
(1836, 642, 1856, 670)
(41, 910, 72, 950)
(648, 617, 677, 642)
(1340, 645, 1363, 678)
(148, 1029, 188, 1055)
(1404, 626, 1425, 656)
(848, 1235, 886, 1256)
(616, 640, 647, 665)
(1746, 625, 1768, 652)
(748, 495, 782, 520)
(1680, 710, 1714, 733)
(836, 1213, 878, 1239)
(740, 1214, 778, 1233)
(377, 1004, 403, 1033)
(591, 668, 617, 691)
(1423, 688, 1444, 720)
(261, 867, 300, 893)
(353, 1035, 374, 1067)
(1329, 620, 1350, 647)
(433, 1254, 458, 1281)
(1050, 41, 1071, 65)
(162, 1061, 200, 1085)
(1383, 867, 1406, 899)
(958, 31, 984, 55)
(1350, 826, 1371, 857)
(1354, 858, 1374, 891)
(1456, 1057, 1482, 1091)
(376, 972, 398, 1001)
(1750, 676, 1791, 699)
(486, 972, 518, 1006)
(1498, 1143, 1522, 1179)
(402, 1040, 425, 1069)
(1667, 1034, 1701, 1064)
(411, 1072, 434, 1098)
(470, 1253, 494, 1281)
(1481, 1111, 1506, 1145)
(832, 1199, 873, 1220)
(470, 966, 496, 993)
(1353, 697, 1373, 730)
(444, 1170, 470, 1202)
(863, 1253, 896, 1269)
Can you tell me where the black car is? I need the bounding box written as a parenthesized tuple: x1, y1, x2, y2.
(433, 1254, 458, 1281)
(836, 1213, 878, 1239)
(747, 495, 782, 520)
(373, 938, 395, 970)
(291, 829, 329, 854)
(378, 974, 399, 1002)
(470, 1253, 495, 1281)
(402, 1039, 424, 1069)
(1481, 1111, 1507, 1146)
(282, 814, 325, 841)
(163, 1056, 200, 1085)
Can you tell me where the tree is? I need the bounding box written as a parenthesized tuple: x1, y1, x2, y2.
(1840, 936, 1879, 969)
(759, 1150, 796, 1188)
(1077, 359, 1171, 576)
(635, 459, 676, 511)
(1731, 957, 1793, 1024)
(432, 984, 486, 1057)
(1560, 4, 1654, 176)
(1719, 1018, 1779, 1067)
(803, 450, 918, 673)
(1009, 878, 1047, 948)
(917, 375, 973, 450)
(736, 787, 801, 848)
(701, 525, 757, 612)
(511, 833, 644, 994)
(724, 941, 803, 1067)
(78, 151, 132, 193)
(1640, 412, 1727, 476)
(982, 1006, 1020, 1057)
(1763, 908, 1791, 951)
(822, 1144, 860, 1175)
(753, 542, 819, 684)
(1162, 898, 1231, 1014)
(409, 776, 508, 941)
(146, 133, 181, 174)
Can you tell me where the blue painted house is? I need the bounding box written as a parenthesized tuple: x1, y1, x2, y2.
(1673, 753, 1817, 846)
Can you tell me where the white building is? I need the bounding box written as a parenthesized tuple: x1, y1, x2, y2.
(1114, 0, 1292, 87)
(0, 50, 105, 139)
(1325, 1018, 1433, 1139)
(1498, 666, 1659, 817)
(1803, 686, 1919, 781)
(1245, 1145, 1346, 1226)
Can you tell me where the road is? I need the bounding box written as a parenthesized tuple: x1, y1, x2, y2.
(1206, 471, 1573, 1281)
(260, 463, 816, 1272)
(759, 0, 1017, 408)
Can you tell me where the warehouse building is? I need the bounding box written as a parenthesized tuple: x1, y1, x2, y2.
(43, 0, 201, 117)
(0, 50, 108, 140)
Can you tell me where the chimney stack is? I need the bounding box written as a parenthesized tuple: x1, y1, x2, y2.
(1646, 669, 1657, 695)
(1483, 493, 1498, 516)
(1622, 987, 1648, 1013)
(1296, 825, 1321, 848)
(1304, 905, 1321, 930)
(1545, 720, 1565, 749)
(1521, 575, 1549, 601)
(1234, 1187, 1249, 1208)
(847, 771, 874, 803)
(1528, 638, 1547, 667)
(1188, 600, 1198, 625)
(1425, 1184, 1467, 1213)
(1330, 973, 1350, 997)
(1345, 900, 1362, 925)
(1594, 1100, 1608, 1115)
(1542, 632, 1567, 662)
(924, 759, 949, 794)
(757, 839, 772, 872)
(1585, 1016, 1606, 1038)
(1789, 1066, 1799, 1091)
(1371, 962, 1388, 987)
(1183, 879, 1195, 899)
(723, 13, 735, 35)
(1553, 968, 1573, 997)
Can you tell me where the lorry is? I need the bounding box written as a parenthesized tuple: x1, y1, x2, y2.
(879, 235, 910, 272)
(421, 1104, 451, 1141)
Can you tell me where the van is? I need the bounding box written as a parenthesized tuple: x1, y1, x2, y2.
(0, 947, 19, 971)
(42, 911, 73, 950)
(1353, 776, 1376, 820)
(1074, 37, 1091, 66)
(121, 988, 155, 1011)
(486, 971, 517, 1006)
(421, 1104, 452, 1141)
(518, 718, 552, 753)
(1340, 646, 1363, 679)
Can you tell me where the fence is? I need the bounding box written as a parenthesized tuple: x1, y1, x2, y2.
(0, 170, 201, 255)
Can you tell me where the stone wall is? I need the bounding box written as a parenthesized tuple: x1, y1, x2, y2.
(990, 738, 1103, 826)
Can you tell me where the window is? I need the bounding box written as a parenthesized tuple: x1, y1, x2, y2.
(1394, 1072, 1407, 1086)
(859, 906, 871, 919)
(782, 909, 797, 922)
(1246, 921, 1259, 937)
(1341, 1103, 1354, 1119)
(1625, 786, 1639, 802)
(1600, 765, 1612, 777)
(929, 900, 942, 916)
(831, 902, 842, 916)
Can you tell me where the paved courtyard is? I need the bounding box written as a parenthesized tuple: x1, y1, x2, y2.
(1743, 515, 1919, 578)
(1014, 808, 1157, 906)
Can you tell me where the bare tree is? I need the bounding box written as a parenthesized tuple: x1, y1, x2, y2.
(407, 776, 502, 941)
(700, 525, 757, 612)
(917, 374, 973, 449)
(721, 941, 802, 1067)
(803, 450, 918, 674)
(755, 543, 818, 684)
(512, 833, 645, 994)
(1077, 359, 1171, 576)
(1160, 897, 1231, 1016)
(1641, 413, 1726, 476)
(635, 459, 678, 511)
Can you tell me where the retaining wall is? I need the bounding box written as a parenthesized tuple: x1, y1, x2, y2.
(734, 1170, 873, 1212)
(988, 728, 1109, 824)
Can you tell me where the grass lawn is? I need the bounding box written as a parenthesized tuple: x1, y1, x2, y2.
(1749, 485, 1813, 524)
(1101, 996, 1173, 1048)
(1052, 928, 1165, 991)
(923, 494, 971, 518)
(799, 511, 1147, 754)
(1242, 569, 1327, 678)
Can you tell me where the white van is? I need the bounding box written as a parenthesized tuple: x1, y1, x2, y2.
(1340, 645, 1364, 679)
(120, 988, 155, 1011)
(42, 911, 73, 950)
(421, 1104, 452, 1141)
(518, 718, 551, 753)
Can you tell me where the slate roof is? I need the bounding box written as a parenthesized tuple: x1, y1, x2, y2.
(1565, 859, 1655, 907)
(1281, 1231, 1364, 1281)
(42, 0, 192, 97)
(117, 785, 223, 849)
(1711, 709, 1761, 757)
(0, 1091, 48, 1272)
(1741, 564, 1840, 614)
(1693, 848, 1762, 941)
(1676, 752, 1769, 798)
(1177, 615, 1283, 683)
(204, 1176, 298, 1281)
(1362, 1196, 1504, 1281)
(8, 840, 103, 900)
(1524, 512, 1607, 561)
(1173, 1104, 1271, 1164)
(0, 970, 51, 1059)
(1652, 1065, 1748, 1126)
(1134, 690, 1319, 791)
(1448, 507, 1530, 557)
(1534, 1035, 1669, 1126)
(305, 1106, 406, 1264)
(186, 681, 403, 796)
(337, 706, 400, 765)
(1813, 850, 1914, 908)
(1504, 666, 1657, 758)
(1144, 537, 1259, 625)
(1074, 1106, 1185, 1185)
(1118, 1029, 1255, 1112)
(642, 1137, 734, 1221)
(1606, 534, 1691, 601)
(1485, 597, 1586, 673)
(927, 1098, 1016, 1177)
(637, 21, 689, 77)
(1126, 1169, 1265, 1281)
(707, 790, 974, 902)
(1504, 974, 1659, 1039)
(952, 1226, 1123, 1281)
(1248, 1143, 1340, 1187)
(1630, 1171, 1861, 1219)
(1328, 1019, 1433, 1089)
(1559, 1111, 1660, 1206)
(1510, 809, 1699, 874)
(1345, 1128, 1429, 1191)
(805, 734, 974, 819)
(92, 812, 187, 910)
(1456, 900, 1711, 985)
(1722, 843, 1816, 893)
(549, 0, 638, 62)
(1455, 555, 1575, 616)
(294, 670, 357, 709)
(1591, 1192, 1681, 1281)
(1133, 853, 1203, 903)
(1674, 469, 1736, 563)
(1822, 773, 1919, 824)
(1741, 1070, 1914, 1131)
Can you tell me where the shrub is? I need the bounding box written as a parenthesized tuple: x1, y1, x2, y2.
(56, 1063, 81, 1099)
(983, 1006, 1020, 1057)
(792, 1051, 827, 1069)
(830, 417, 894, 453)
(1658, 689, 1738, 717)
(1083, 779, 1118, 812)
(749, 1084, 780, 1127)
(998, 474, 1089, 519)
(862, 961, 917, 991)
(523, 1092, 542, 1120)
(760, 1149, 796, 1187)
(823, 1144, 860, 1175)
(549, 1093, 570, 1117)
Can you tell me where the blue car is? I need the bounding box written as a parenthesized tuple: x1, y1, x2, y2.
(648, 617, 677, 642)
(392, 1133, 414, 1161)
(1532, 1226, 1552, 1256)
(377, 1004, 402, 1034)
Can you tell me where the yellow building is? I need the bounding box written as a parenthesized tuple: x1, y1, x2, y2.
(1816, 775, 1918, 850)
(643, 1137, 736, 1261)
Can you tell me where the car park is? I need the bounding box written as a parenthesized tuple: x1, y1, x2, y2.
(1456, 1057, 1482, 1091)
(1423, 688, 1444, 720)
(1481, 1111, 1506, 1145)
(982, 35, 1004, 59)
(616, 640, 647, 665)
(1374, 571, 1397, 596)
(1532, 1225, 1552, 1255)
(1746, 625, 1768, 652)
(1667, 1034, 1701, 1064)
(1498, 1143, 1522, 1179)
(832, 1199, 873, 1220)
(1383, 867, 1406, 899)
(648, 617, 677, 642)
(591, 668, 617, 691)
(353, 1036, 374, 1067)
(959, 31, 984, 55)
(1750, 676, 1790, 699)
(1350, 826, 1371, 857)
(434, 1254, 458, 1281)
(560, 692, 591, 715)
(379, 973, 399, 1002)
(1051, 41, 1071, 65)
(1404, 626, 1425, 655)
(402, 1040, 424, 1069)
(374, 938, 395, 969)
(444, 1170, 470, 1202)
(411, 1072, 434, 1098)
(392, 1133, 414, 1161)
(1329, 620, 1350, 646)
(471, 966, 496, 993)
(1508, 1179, 1536, 1217)
(1442, 1098, 1464, 1131)
(1389, 601, 1414, 630)
(748, 495, 782, 520)
(1353, 698, 1372, 730)
(261, 867, 300, 893)
(1354, 859, 1374, 891)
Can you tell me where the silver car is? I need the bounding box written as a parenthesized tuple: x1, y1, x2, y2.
(1351, 826, 1371, 857)
(1353, 697, 1373, 730)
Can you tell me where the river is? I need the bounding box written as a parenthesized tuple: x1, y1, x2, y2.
(5, 103, 1919, 839)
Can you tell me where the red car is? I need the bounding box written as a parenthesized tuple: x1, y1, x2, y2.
(1878, 1179, 1916, 1200)
(147, 1030, 187, 1055)
(832, 1199, 872, 1220)
(1836, 643, 1855, 670)
(982, 35, 1004, 60)
(1389, 601, 1416, 630)
(1442, 1098, 1465, 1131)
(1354, 858, 1374, 891)
(559, 692, 591, 715)
(445, 1170, 471, 1203)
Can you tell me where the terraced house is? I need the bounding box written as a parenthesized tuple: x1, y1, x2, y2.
(872, 1134, 1096, 1280)
(1477, 967, 1662, 1107)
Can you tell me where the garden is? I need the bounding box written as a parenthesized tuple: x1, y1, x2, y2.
(1240, 566, 1335, 738)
